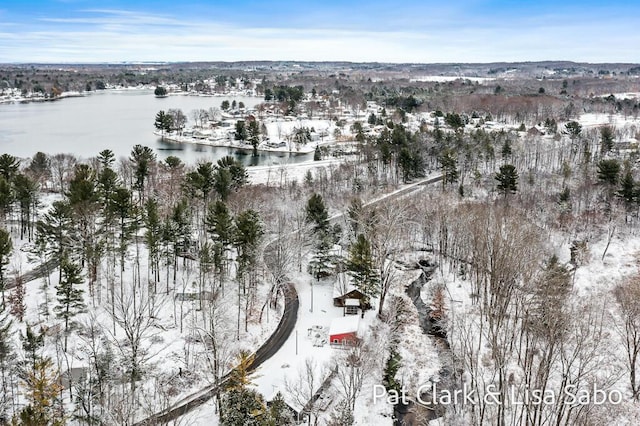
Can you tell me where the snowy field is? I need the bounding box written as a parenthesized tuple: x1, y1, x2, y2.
(247, 158, 348, 186)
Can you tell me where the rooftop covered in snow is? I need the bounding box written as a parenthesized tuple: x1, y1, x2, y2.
(329, 316, 360, 336)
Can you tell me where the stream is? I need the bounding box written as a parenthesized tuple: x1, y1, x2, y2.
(394, 258, 456, 425)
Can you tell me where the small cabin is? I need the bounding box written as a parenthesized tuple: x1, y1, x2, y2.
(333, 283, 366, 308)
(334, 278, 369, 315)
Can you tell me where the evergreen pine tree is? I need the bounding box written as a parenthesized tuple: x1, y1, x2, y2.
(618, 168, 636, 206)
(558, 186, 571, 212)
(154, 110, 173, 136)
(185, 162, 216, 205)
(97, 150, 118, 217)
(265, 392, 294, 426)
(501, 139, 512, 158)
(382, 349, 402, 394)
(13, 173, 38, 241)
(214, 156, 248, 201)
(67, 164, 99, 271)
(144, 198, 162, 286)
(528, 255, 571, 338)
(206, 201, 236, 247)
(495, 164, 519, 196)
(234, 120, 248, 142)
(0, 229, 12, 307)
(221, 351, 267, 426)
(67, 164, 98, 209)
(216, 156, 248, 189)
(0, 154, 19, 182)
(305, 193, 329, 234)
(347, 197, 364, 236)
(221, 387, 266, 426)
(600, 125, 615, 154)
(225, 350, 256, 391)
(308, 231, 335, 280)
(154, 86, 167, 97)
(564, 121, 582, 139)
(234, 210, 264, 279)
(0, 176, 13, 223)
(597, 159, 621, 186)
(214, 168, 233, 201)
(304, 170, 313, 187)
(439, 150, 458, 190)
(21, 325, 44, 374)
(54, 257, 85, 351)
(35, 201, 74, 282)
(109, 186, 134, 272)
(129, 144, 156, 202)
(247, 120, 261, 156)
(16, 358, 64, 426)
(26, 152, 51, 188)
(170, 199, 192, 265)
(347, 234, 379, 305)
(398, 147, 424, 183)
(0, 306, 11, 367)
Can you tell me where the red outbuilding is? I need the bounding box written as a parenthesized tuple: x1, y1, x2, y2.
(329, 316, 360, 347)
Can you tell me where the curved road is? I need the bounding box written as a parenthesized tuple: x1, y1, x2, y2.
(6, 256, 58, 290)
(134, 236, 300, 425)
(133, 281, 298, 425)
(135, 173, 442, 425)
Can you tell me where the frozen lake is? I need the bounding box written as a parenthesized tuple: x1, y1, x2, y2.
(0, 89, 312, 166)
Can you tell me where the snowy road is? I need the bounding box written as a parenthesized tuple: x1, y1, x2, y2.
(6, 256, 58, 289)
(133, 281, 298, 425)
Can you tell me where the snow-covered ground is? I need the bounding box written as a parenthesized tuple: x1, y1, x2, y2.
(571, 227, 640, 296)
(7, 101, 640, 424)
(156, 117, 338, 155)
(599, 93, 640, 100)
(251, 271, 350, 399)
(184, 252, 449, 425)
(248, 158, 348, 186)
(185, 268, 369, 424)
(409, 76, 496, 84)
(579, 112, 640, 129)
(6, 234, 284, 422)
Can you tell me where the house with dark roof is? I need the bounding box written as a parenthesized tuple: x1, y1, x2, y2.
(333, 279, 366, 315)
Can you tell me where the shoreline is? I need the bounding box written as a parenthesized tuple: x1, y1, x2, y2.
(0, 91, 86, 104)
(0, 86, 261, 105)
(155, 131, 319, 154)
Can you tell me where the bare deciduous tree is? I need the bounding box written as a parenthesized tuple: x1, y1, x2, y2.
(614, 275, 640, 399)
(285, 357, 328, 425)
(334, 343, 369, 412)
(106, 289, 164, 409)
(50, 153, 77, 193)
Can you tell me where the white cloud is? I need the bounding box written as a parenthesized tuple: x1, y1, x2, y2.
(39, 9, 190, 27)
(0, 8, 638, 63)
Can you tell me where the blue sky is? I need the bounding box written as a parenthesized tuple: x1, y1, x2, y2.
(0, 0, 638, 63)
